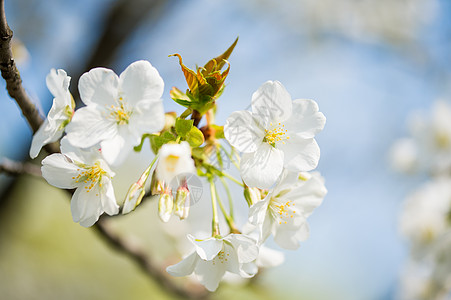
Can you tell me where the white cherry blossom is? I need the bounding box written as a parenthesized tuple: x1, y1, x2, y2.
(166, 234, 259, 291)
(155, 141, 196, 184)
(65, 60, 165, 165)
(41, 138, 119, 227)
(249, 170, 327, 249)
(30, 69, 74, 158)
(400, 177, 451, 255)
(224, 80, 325, 189)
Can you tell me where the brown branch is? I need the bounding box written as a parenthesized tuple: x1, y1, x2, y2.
(0, 158, 41, 177)
(94, 219, 209, 300)
(0, 2, 209, 298)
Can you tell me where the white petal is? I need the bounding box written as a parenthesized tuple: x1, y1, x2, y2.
(60, 137, 103, 166)
(240, 262, 258, 277)
(240, 143, 284, 189)
(273, 223, 310, 250)
(278, 137, 320, 172)
(188, 235, 223, 261)
(288, 176, 327, 216)
(166, 252, 198, 277)
(222, 242, 241, 275)
(29, 119, 62, 159)
(256, 246, 285, 268)
(119, 60, 164, 106)
(79, 67, 119, 106)
(66, 106, 118, 148)
(156, 142, 196, 183)
(224, 111, 264, 153)
(128, 99, 165, 141)
(225, 234, 259, 264)
(71, 184, 103, 227)
(284, 99, 326, 139)
(194, 259, 226, 292)
(100, 128, 133, 165)
(251, 81, 293, 127)
(100, 177, 119, 216)
(41, 154, 79, 189)
(248, 198, 270, 226)
(46, 69, 70, 102)
(259, 213, 273, 244)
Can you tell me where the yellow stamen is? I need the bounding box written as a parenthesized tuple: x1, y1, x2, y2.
(264, 122, 290, 146)
(74, 162, 106, 192)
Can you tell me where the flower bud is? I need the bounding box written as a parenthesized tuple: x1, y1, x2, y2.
(122, 182, 146, 215)
(244, 185, 262, 206)
(122, 163, 152, 215)
(150, 169, 164, 195)
(163, 112, 177, 131)
(175, 183, 190, 220)
(158, 187, 174, 223)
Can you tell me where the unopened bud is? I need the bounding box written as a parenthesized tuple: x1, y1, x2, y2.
(244, 185, 262, 207)
(122, 163, 152, 214)
(175, 183, 190, 220)
(150, 169, 165, 195)
(122, 183, 146, 215)
(158, 187, 174, 222)
(164, 112, 177, 131)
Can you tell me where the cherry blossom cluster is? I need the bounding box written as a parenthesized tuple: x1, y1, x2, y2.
(391, 100, 451, 299)
(31, 41, 327, 291)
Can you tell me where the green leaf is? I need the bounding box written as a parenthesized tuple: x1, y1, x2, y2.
(210, 124, 224, 139)
(175, 118, 194, 138)
(149, 131, 176, 154)
(202, 37, 238, 75)
(186, 126, 205, 147)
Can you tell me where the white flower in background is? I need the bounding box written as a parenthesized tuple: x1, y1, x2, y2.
(389, 138, 418, 174)
(41, 138, 118, 227)
(399, 177, 451, 254)
(224, 80, 325, 189)
(249, 170, 327, 249)
(166, 234, 259, 291)
(156, 141, 196, 184)
(398, 100, 451, 175)
(65, 60, 165, 165)
(30, 69, 74, 159)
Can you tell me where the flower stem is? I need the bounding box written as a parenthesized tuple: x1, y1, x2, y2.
(214, 182, 239, 234)
(209, 179, 220, 236)
(219, 144, 239, 169)
(219, 177, 234, 219)
(222, 171, 244, 187)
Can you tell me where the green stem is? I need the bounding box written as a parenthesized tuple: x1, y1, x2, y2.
(214, 182, 239, 234)
(220, 144, 239, 169)
(219, 177, 234, 219)
(222, 171, 244, 187)
(209, 179, 220, 236)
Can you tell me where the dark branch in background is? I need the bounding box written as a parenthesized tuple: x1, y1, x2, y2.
(70, 0, 173, 104)
(0, 158, 41, 177)
(94, 220, 209, 300)
(0, 1, 209, 299)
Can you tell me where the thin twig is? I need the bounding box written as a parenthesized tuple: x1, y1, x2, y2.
(0, 158, 41, 177)
(0, 2, 208, 298)
(94, 220, 209, 300)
